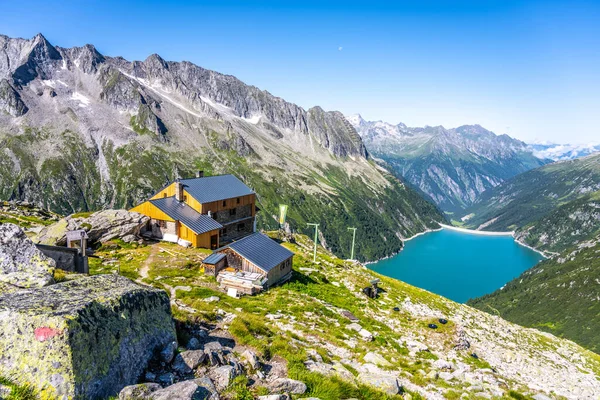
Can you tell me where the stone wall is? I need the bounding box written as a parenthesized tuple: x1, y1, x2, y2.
(213, 205, 253, 225)
(0, 275, 176, 399)
(219, 217, 255, 244)
(35, 244, 88, 274)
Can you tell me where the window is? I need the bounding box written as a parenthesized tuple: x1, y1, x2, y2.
(237, 223, 245, 232)
(229, 208, 236, 216)
(163, 193, 167, 198)
(183, 195, 187, 202)
(236, 197, 240, 204)
(159, 220, 166, 228)
(222, 200, 227, 207)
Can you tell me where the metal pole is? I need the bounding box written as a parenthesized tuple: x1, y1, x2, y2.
(348, 227, 357, 260)
(307, 223, 319, 262)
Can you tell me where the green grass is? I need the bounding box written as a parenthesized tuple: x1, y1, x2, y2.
(469, 240, 600, 353)
(0, 376, 37, 400)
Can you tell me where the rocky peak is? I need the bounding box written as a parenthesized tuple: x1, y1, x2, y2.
(10, 33, 62, 85)
(59, 43, 105, 74)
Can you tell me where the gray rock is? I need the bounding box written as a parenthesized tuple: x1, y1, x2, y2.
(363, 352, 391, 367)
(532, 395, 553, 400)
(0, 275, 175, 399)
(0, 223, 55, 288)
(434, 359, 454, 371)
(119, 383, 161, 399)
(258, 395, 289, 400)
(209, 365, 239, 391)
(204, 341, 226, 366)
(149, 379, 216, 400)
(268, 378, 307, 395)
(158, 373, 175, 386)
(242, 349, 260, 369)
(0, 384, 12, 398)
(173, 350, 207, 374)
(35, 210, 149, 246)
(145, 372, 157, 382)
(438, 371, 454, 381)
(160, 341, 177, 364)
(0, 79, 28, 116)
(357, 373, 400, 395)
(187, 337, 201, 350)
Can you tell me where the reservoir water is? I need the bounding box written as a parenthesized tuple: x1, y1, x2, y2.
(368, 228, 544, 303)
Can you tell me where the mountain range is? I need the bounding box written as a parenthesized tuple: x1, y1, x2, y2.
(347, 114, 549, 214)
(0, 33, 443, 261)
(528, 141, 600, 161)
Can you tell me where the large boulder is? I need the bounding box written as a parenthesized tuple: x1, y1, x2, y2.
(267, 378, 307, 395)
(149, 378, 219, 400)
(0, 223, 55, 288)
(357, 373, 401, 395)
(34, 209, 149, 246)
(0, 275, 176, 399)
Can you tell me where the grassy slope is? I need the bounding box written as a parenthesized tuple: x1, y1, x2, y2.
(1, 128, 444, 262)
(86, 235, 600, 400)
(469, 238, 600, 353)
(463, 153, 600, 232)
(464, 154, 600, 353)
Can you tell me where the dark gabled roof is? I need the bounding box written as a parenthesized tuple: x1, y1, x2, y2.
(203, 253, 226, 265)
(220, 232, 293, 273)
(180, 175, 254, 204)
(149, 197, 223, 234)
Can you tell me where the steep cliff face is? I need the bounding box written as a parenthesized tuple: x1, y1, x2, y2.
(0, 33, 443, 261)
(348, 114, 548, 214)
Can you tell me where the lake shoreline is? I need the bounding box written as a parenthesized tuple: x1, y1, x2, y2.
(366, 225, 545, 303)
(439, 223, 514, 236)
(364, 225, 443, 265)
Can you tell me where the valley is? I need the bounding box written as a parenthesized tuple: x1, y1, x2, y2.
(1, 30, 600, 400)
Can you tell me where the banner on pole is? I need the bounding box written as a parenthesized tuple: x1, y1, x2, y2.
(278, 204, 288, 225)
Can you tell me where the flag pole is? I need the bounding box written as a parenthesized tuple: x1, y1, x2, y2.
(347, 227, 357, 260)
(307, 223, 319, 262)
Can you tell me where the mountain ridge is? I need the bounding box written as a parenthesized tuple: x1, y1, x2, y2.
(0, 33, 443, 261)
(347, 114, 549, 214)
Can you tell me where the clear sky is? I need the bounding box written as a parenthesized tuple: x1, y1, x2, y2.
(1, 0, 599, 143)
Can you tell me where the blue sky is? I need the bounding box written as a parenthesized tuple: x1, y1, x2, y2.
(1, 0, 599, 143)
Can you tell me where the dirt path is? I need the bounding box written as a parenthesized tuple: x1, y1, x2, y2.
(137, 245, 195, 312)
(136, 245, 159, 284)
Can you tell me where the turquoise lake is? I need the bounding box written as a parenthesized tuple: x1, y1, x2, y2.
(368, 228, 544, 303)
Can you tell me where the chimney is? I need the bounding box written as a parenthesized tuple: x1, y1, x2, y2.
(175, 181, 183, 202)
(196, 170, 204, 178)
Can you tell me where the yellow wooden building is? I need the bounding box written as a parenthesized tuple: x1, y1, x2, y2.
(131, 172, 257, 249)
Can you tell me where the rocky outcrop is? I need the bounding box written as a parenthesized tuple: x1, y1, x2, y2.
(0, 223, 55, 288)
(0, 274, 176, 399)
(0, 79, 28, 116)
(35, 209, 149, 246)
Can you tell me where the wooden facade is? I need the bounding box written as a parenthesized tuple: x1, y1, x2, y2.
(131, 177, 255, 249)
(130, 200, 219, 248)
(217, 247, 293, 288)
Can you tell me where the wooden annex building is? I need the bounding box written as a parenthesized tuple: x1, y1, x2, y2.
(203, 232, 294, 295)
(131, 172, 257, 249)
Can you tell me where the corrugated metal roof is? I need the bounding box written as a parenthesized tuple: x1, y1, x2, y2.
(150, 197, 223, 234)
(180, 175, 254, 204)
(221, 233, 293, 272)
(203, 253, 226, 265)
